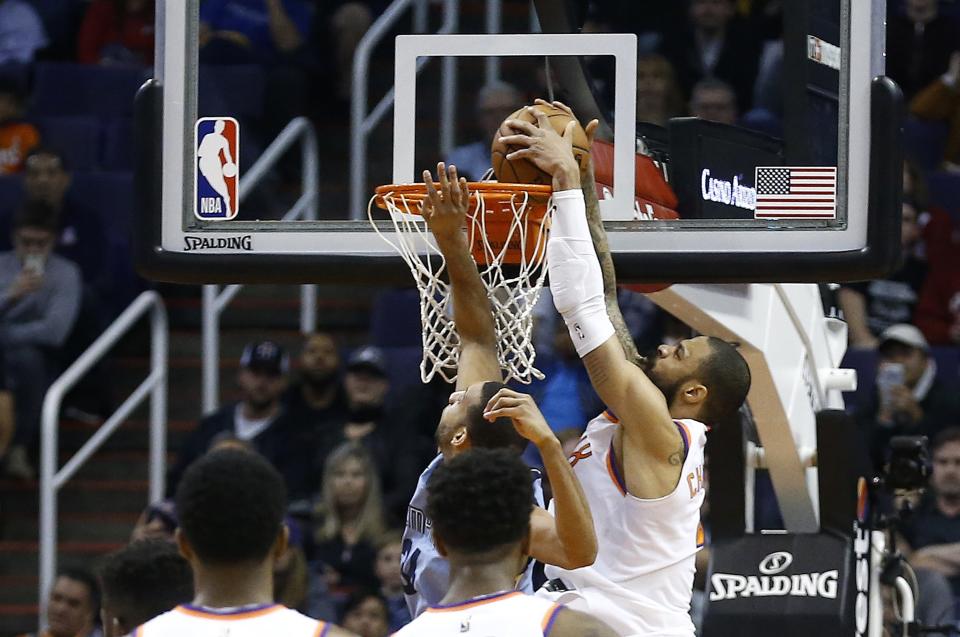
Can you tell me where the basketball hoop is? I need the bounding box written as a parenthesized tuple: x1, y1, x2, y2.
(370, 182, 554, 385)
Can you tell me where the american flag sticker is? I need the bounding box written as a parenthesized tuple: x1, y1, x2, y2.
(754, 166, 837, 219)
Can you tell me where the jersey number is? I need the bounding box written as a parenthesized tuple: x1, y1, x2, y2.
(569, 441, 592, 468)
(400, 538, 421, 596)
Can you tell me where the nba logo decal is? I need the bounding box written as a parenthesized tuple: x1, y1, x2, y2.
(195, 117, 239, 220)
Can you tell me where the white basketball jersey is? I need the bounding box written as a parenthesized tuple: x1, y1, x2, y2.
(393, 591, 563, 637)
(540, 412, 707, 637)
(135, 603, 330, 637)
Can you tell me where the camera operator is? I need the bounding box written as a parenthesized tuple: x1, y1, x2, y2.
(858, 324, 960, 470)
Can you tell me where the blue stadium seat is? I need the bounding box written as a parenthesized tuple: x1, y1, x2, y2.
(69, 171, 134, 244)
(34, 116, 102, 171)
(198, 65, 266, 120)
(927, 171, 960, 218)
(101, 118, 134, 171)
(0, 175, 24, 222)
(370, 289, 423, 348)
(904, 117, 948, 174)
(30, 63, 149, 118)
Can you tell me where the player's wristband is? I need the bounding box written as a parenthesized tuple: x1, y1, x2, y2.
(548, 189, 615, 357)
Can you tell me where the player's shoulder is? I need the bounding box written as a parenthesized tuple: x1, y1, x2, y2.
(546, 606, 619, 637)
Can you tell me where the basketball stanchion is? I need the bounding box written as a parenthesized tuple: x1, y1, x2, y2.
(369, 182, 553, 384)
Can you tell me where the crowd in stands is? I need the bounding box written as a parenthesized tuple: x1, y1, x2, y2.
(0, 0, 959, 635)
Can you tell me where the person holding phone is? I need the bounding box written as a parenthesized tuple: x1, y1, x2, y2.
(0, 199, 81, 479)
(858, 324, 960, 471)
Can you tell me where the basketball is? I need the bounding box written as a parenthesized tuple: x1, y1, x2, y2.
(491, 103, 591, 185)
(222, 162, 238, 178)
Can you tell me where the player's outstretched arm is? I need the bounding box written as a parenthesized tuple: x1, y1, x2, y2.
(483, 388, 597, 570)
(537, 99, 642, 366)
(422, 163, 502, 389)
(548, 607, 620, 637)
(500, 110, 681, 464)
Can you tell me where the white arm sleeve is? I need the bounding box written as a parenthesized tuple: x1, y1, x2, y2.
(547, 189, 615, 358)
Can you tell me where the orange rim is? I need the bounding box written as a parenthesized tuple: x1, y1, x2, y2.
(374, 182, 552, 216)
(374, 182, 553, 265)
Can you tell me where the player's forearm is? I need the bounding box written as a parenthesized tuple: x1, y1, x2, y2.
(581, 164, 641, 365)
(538, 438, 597, 568)
(436, 234, 497, 347)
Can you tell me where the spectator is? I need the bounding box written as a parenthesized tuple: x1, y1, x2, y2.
(340, 592, 390, 637)
(838, 200, 928, 348)
(280, 331, 349, 499)
(1, 200, 81, 480)
(313, 1, 387, 103)
(910, 51, 960, 171)
(98, 539, 193, 637)
(886, 0, 959, 100)
(310, 443, 385, 599)
(445, 81, 523, 181)
(19, 569, 102, 637)
(373, 532, 411, 631)
(689, 77, 738, 125)
(199, 0, 312, 65)
(661, 0, 762, 110)
(130, 499, 178, 542)
(340, 346, 428, 523)
(902, 427, 960, 597)
(166, 340, 290, 494)
(857, 324, 960, 469)
(0, 0, 48, 65)
(635, 53, 685, 127)
(274, 518, 311, 612)
(0, 76, 39, 174)
(11, 147, 110, 300)
(914, 261, 960, 345)
(77, 0, 155, 66)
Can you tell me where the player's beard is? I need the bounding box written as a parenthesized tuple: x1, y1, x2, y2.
(640, 354, 684, 407)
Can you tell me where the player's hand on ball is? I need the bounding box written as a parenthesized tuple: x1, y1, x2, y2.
(422, 162, 470, 242)
(500, 107, 582, 190)
(534, 98, 599, 177)
(533, 98, 600, 145)
(483, 388, 556, 449)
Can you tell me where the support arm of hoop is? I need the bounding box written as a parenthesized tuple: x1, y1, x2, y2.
(434, 231, 503, 389)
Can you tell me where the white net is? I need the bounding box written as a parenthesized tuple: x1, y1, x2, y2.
(369, 185, 553, 384)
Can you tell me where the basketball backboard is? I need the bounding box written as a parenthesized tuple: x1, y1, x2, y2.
(137, 0, 901, 284)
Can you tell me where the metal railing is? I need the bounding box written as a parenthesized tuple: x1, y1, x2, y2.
(39, 291, 168, 626)
(202, 116, 319, 413)
(350, 0, 460, 220)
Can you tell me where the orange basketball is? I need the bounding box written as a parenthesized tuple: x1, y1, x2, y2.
(491, 103, 590, 185)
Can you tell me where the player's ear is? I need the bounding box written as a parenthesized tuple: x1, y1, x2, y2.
(681, 381, 708, 406)
(432, 528, 449, 557)
(273, 523, 290, 560)
(175, 528, 195, 562)
(451, 425, 469, 449)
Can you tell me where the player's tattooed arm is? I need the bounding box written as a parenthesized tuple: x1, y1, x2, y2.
(580, 161, 643, 367)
